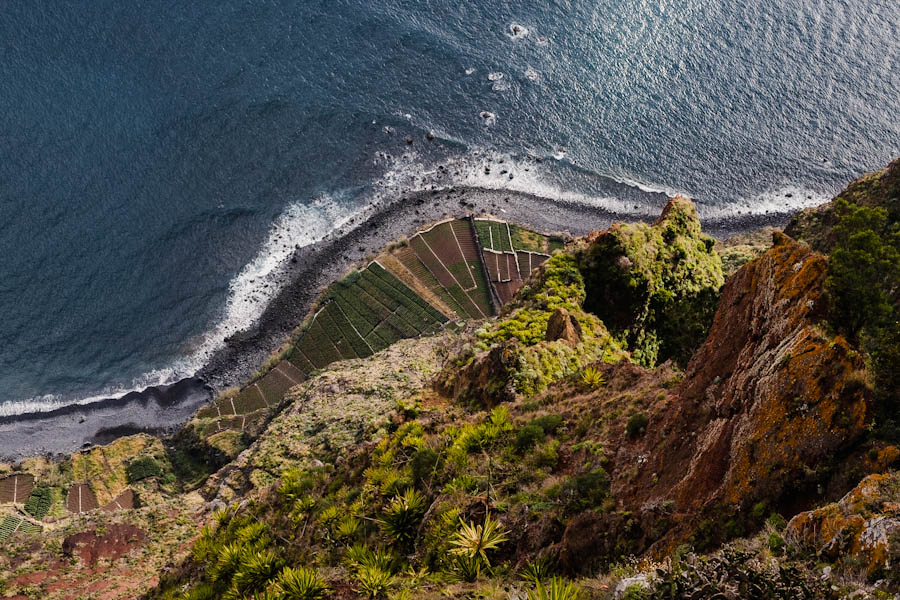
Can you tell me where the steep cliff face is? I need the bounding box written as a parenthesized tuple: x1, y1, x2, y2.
(554, 232, 877, 568)
(662, 232, 868, 514)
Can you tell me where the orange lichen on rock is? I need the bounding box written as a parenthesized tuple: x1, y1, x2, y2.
(785, 471, 900, 576)
(607, 232, 872, 554)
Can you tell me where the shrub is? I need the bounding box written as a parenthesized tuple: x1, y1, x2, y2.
(451, 554, 482, 582)
(336, 516, 361, 541)
(519, 555, 556, 583)
(531, 414, 564, 435)
(515, 424, 546, 452)
(767, 532, 786, 554)
(766, 513, 787, 532)
(180, 584, 217, 600)
(411, 448, 440, 487)
(229, 550, 285, 598)
(126, 457, 163, 483)
(449, 513, 509, 567)
(626, 413, 649, 438)
(562, 468, 609, 512)
(380, 488, 427, 547)
(275, 566, 329, 600)
(622, 584, 648, 600)
(344, 545, 397, 574)
(278, 468, 316, 503)
(210, 542, 245, 583)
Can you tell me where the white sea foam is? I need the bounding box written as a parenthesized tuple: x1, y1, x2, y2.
(6, 149, 830, 418)
(487, 72, 504, 81)
(506, 23, 529, 40)
(3, 197, 366, 417)
(524, 68, 540, 82)
(480, 111, 497, 126)
(377, 148, 830, 223)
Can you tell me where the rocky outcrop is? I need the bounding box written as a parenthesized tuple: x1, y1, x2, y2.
(598, 232, 873, 557)
(63, 523, 148, 565)
(545, 307, 582, 345)
(785, 470, 900, 579)
(576, 196, 724, 366)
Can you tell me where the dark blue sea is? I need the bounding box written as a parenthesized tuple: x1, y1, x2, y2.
(1, 0, 898, 415)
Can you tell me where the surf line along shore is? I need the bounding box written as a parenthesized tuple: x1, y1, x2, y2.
(0, 182, 784, 461)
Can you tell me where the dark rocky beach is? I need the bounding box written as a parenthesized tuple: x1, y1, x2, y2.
(0, 175, 795, 462)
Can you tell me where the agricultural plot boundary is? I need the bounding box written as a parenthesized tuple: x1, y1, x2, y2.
(193, 217, 564, 440)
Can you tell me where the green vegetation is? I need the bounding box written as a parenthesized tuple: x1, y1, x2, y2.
(580, 366, 605, 389)
(274, 566, 329, 600)
(825, 197, 900, 438)
(448, 513, 509, 567)
(379, 488, 427, 548)
(576, 198, 724, 367)
(625, 413, 649, 438)
(126, 457, 164, 483)
(24, 486, 52, 520)
(527, 577, 582, 600)
(0, 515, 21, 541)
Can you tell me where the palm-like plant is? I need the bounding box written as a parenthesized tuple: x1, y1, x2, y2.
(379, 488, 427, 547)
(354, 565, 394, 598)
(451, 554, 482, 583)
(449, 513, 509, 567)
(275, 566, 330, 600)
(519, 555, 556, 583)
(580, 366, 605, 389)
(343, 545, 396, 574)
(210, 541, 245, 583)
(229, 550, 285, 599)
(527, 577, 581, 600)
(336, 515, 361, 540)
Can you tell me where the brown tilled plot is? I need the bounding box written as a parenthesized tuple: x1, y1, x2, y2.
(0, 473, 35, 504)
(66, 483, 100, 513)
(101, 488, 135, 512)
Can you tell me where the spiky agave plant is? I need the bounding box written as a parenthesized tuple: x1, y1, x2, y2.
(343, 545, 397, 574)
(379, 488, 427, 547)
(519, 555, 556, 583)
(228, 550, 285, 599)
(354, 564, 395, 598)
(580, 366, 605, 389)
(209, 541, 245, 584)
(274, 566, 330, 600)
(336, 515, 361, 540)
(449, 513, 509, 567)
(527, 577, 581, 600)
(451, 554, 482, 583)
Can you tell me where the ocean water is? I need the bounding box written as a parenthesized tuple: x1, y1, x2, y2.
(1, 0, 898, 415)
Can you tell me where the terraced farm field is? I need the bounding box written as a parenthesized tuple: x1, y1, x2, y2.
(0, 514, 23, 541)
(66, 483, 99, 513)
(0, 473, 34, 504)
(192, 217, 564, 443)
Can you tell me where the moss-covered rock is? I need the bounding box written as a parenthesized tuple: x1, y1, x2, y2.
(439, 252, 626, 406)
(575, 196, 724, 367)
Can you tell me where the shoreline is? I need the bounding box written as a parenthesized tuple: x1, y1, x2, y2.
(0, 184, 798, 462)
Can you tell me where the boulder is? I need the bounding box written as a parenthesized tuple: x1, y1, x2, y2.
(545, 307, 582, 345)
